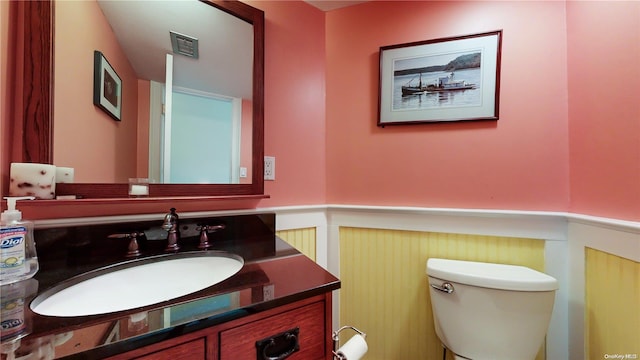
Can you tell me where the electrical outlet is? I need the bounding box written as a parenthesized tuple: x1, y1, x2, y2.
(263, 284, 275, 301)
(264, 156, 275, 181)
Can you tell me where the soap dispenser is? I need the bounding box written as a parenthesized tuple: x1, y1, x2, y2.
(0, 196, 38, 285)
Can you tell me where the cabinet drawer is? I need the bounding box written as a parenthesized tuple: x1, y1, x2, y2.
(107, 336, 207, 360)
(220, 301, 326, 360)
(134, 338, 206, 359)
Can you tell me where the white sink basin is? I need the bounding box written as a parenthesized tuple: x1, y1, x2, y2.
(30, 252, 243, 317)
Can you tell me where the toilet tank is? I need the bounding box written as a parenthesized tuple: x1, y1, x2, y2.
(426, 258, 558, 360)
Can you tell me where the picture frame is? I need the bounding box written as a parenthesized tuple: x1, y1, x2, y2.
(93, 50, 122, 121)
(378, 30, 502, 126)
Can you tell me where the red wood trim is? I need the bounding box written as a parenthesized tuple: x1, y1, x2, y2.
(22, 0, 53, 163)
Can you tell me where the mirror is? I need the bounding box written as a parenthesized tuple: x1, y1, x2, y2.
(20, 0, 264, 198)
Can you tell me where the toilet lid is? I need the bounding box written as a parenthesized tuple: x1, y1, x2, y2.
(426, 258, 558, 291)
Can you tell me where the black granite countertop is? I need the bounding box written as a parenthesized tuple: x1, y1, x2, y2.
(0, 213, 340, 359)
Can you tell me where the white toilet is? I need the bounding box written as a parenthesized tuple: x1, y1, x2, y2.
(426, 258, 558, 360)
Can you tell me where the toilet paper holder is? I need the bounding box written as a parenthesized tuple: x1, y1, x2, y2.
(332, 326, 366, 360)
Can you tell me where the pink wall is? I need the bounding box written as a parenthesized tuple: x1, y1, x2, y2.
(136, 79, 150, 178)
(325, 1, 570, 211)
(241, 99, 253, 184)
(1, 1, 26, 196)
(0, 0, 13, 195)
(567, 1, 640, 222)
(3, 1, 639, 221)
(54, 0, 138, 183)
(246, 1, 327, 207)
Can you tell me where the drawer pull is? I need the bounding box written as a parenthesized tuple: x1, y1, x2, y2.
(255, 327, 300, 360)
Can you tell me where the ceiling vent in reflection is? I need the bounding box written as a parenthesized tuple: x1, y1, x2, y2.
(170, 31, 199, 59)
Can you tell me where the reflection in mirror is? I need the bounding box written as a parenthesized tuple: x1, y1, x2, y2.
(16, 0, 265, 197)
(54, 0, 253, 184)
(18, 0, 264, 197)
(35, 291, 244, 358)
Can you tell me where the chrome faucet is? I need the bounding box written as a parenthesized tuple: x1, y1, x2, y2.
(162, 208, 180, 252)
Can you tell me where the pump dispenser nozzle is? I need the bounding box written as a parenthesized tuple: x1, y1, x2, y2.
(2, 196, 35, 222)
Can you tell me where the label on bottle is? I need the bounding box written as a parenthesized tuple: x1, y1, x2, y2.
(0, 226, 27, 280)
(0, 279, 37, 341)
(0, 297, 26, 341)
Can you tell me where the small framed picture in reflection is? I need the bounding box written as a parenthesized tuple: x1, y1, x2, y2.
(93, 50, 122, 121)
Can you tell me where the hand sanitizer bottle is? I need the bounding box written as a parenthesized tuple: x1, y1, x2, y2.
(0, 196, 38, 285)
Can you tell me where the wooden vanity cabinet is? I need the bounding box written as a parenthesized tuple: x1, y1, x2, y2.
(106, 293, 333, 360)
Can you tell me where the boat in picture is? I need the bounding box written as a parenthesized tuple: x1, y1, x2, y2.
(401, 73, 427, 96)
(401, 71, 475, 96)
(426, 72, 476, 93)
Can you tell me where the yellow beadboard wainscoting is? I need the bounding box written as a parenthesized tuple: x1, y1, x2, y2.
(276, 227, 317, 261)
(585, 248, 640, 359)
(339, 227, 547, 360)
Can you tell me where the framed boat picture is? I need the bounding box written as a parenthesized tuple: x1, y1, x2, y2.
(378, 30, 502, 126)
(93, 50, 122, 121)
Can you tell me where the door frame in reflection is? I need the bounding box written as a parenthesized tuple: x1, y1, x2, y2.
(148, 83, 241, 184)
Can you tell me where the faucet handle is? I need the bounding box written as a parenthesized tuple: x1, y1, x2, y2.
(162, 208, 180, 252)
(108, 231, 144, 258)
(162, 213, 178, 231)
(196, 224, 225, 250)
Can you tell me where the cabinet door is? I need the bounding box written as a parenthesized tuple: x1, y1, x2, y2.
(220, 301, 326, 360)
